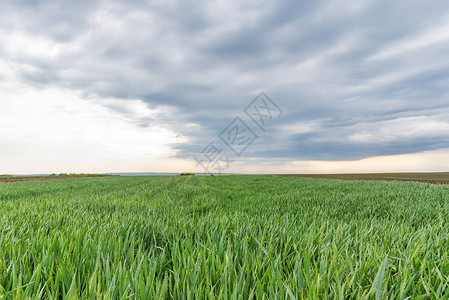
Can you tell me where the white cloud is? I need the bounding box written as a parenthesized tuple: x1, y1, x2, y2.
(278, 120, 322, 135)
(0, 80, 187, 174)
(370, 18, 449, 60)
(348, 115, 449, 143)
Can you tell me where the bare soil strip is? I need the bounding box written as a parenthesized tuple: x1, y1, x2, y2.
(280, 173, 449, 184)
(3, 173, 449, 184)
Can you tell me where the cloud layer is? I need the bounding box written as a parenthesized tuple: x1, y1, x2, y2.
(1, 0, 449, 173)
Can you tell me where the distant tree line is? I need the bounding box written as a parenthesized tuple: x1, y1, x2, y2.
(50, 173, 107, 177)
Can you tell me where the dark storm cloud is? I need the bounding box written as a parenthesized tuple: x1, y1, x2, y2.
(2, 0, 449, 161)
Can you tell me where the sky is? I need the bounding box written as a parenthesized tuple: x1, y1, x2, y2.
(1, 0, 449, 174)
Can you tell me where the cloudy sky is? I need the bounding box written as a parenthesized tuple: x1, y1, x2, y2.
(1, 0, 449, 174)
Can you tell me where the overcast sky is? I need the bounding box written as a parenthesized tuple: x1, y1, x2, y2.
(1, 0, 449, 174)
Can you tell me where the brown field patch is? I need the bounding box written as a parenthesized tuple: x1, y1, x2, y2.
(279, 173, 449, 184)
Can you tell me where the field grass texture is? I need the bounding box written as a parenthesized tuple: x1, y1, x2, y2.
(1, 175, 449, 298)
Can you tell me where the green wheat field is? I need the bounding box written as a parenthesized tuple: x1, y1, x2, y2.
(1, 175, 449, 299)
